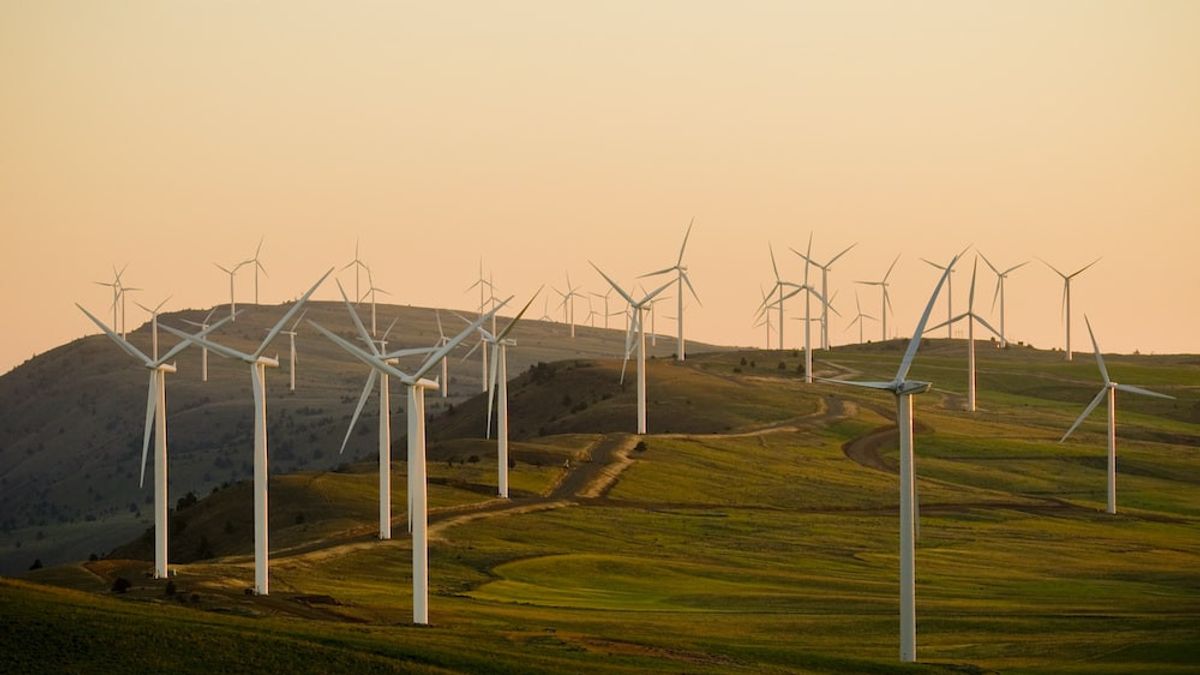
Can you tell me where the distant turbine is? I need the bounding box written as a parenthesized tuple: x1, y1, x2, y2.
(77, 304, 233, 579)
(591, 263, 673, 434)
(341, 238, 370, 305)
(584, 296, 601, 328)
(554, 272, 585, 338)
(785, 233, 837, 382)
(754, 284, 775, 349)
(273, 310, 307, 392)
(590, 287, 614, 329)
(94, 264, 127, 334)
(792, 238, 855, 350)
(922, 258, 1002, 412)
(134, 295, 172, 361)
(640, 218, 701, 361)
(247, 237, 268, 304)
(335, 289, 436, 540)
(1060, 316, 1173, 514)
(434, 310, 451, 398)
(180, 309, 218, 381)
(846, 291, 878, 345)
(465, 260, 493, 393)
(481, 290, 540, 498)
(757, 244, 803, 349)
(310, 296, 507, 625)
(978, 253, 1028, 348)
(162, 270, 332, 595)
(214, 260, 246, 322)
(360, 267, 391, 336)
(1039, 257, 1100, 361)
(822, 252, 960, 663)
(855, 255, 901, 342)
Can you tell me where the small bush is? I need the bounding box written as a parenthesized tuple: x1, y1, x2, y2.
(165, 580, 176, 596)
(468, 455, 480, 464)
(28, 559, 42, 571)
(112, 577, 132, 593)
(634, 441, 647, 453)
(778, 361, 787, 371)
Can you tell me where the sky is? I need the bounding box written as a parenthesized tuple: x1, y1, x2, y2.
(1, 1, 1197, 374)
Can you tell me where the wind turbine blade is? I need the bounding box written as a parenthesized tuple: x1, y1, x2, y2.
(255, 268, 333, 359)
(978, 252, 1000, 276)
(639, 278, 675, 306)
(681, 272, 701, 306)
(967, 258, 978, 312)
(381, 316, 399, 342)
(383, 346, 438, 359)
(922, 314, 965, 336)
(290, 309, 309, 332)
(435, 309, 446, 339)
(883, 254, 901, 282)
(335, 279, 379, 357)
(589, 262, 636, 306)
(897, 254, 959, 383)
(768, 243, 780, 280)
(76, 303, 152, 365)
(1060, 388, 1108, 442)
(159, 323, 252, 361)
(827, 243, 857, 267)
(817, 377, 896, 391)
(991, 277, 1002, 313)
(340, 370, 378, 455)
(789, 247, 818, 267)
(677, 217, 694, 265)
(486, 343, 500, 437)
(496, 287, 542, 342)
(846, 316, 861, 330)
(459, 339, 481, 363)
(1006, 260, 1031, 274)
(1115, 384, 1174, 400)
(139, 371, 157, 488)
(1084, 315, 1109, 384)
(1037, 257, 1067, 279)
(214, 263, 232, 274)
(639, 266, 677, 278)
(1070, 257, 1102, 278)
(971, 313, 1003, 340)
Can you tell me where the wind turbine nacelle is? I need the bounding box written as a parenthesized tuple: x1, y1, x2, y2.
(152, 363, 178, 374)
(415, 377, 440, 390)
(255, 355, 281, 368)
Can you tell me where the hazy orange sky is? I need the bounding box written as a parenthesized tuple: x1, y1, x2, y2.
(2, 1, 1197, 374)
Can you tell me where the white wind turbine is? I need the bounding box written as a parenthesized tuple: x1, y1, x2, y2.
(846, 291, 878, 345)
(754, 284, 775, 349)
(922, 258, 1003, 412)
(785, 233, 838, 383)
(1060, 316, 1173, 514)
(584, 296, 601, 328)
(77, 303, 234, 579)
(821, 252, 959, 663)
(248, 237, 268, 304)
(553, 273, 585, 338)
(640, 218, 701, 361)
(921, 257, 959, 339)
(274, 310, 307, 392)
(214, 260, 246, 322)
(978, 253, 1028, 348)
(310, 297, 507, 625)
(591, 263, 673, 435)
(538, 296, 554, 323)
(856, 255, 901, 342)
(479, 291, 540, 498)
(94, 264, 127, 334)
(758, 244, 803, 350)
(590, 287, 614, 329)
(181, 309, 218, 381)
(466, 261, 493, 393)
(162, 270, 332, 595)
(361, 267, 390, 336)
(336, 295, 437, 540)
(793, 239, 856, 350)
(1039, 257, 1101, 361)
(434, 310, 452, 398)
(134, 295, 172, 361)
(342, 238, 370, 305)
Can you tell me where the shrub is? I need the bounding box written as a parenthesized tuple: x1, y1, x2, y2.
(176, 492, 198, 511)
(165, 580, 176, 596)
(634, 441, 647, 453)
(28, 559, 42, 571)
(778, 361, 787, 371)
(739, 357, 747, 366)
(112, 577, 132, 593)
(468, 455, 480, 464)
(88, 553, 99, 562)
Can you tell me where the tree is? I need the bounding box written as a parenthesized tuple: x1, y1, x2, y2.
(28, 559, 42, 571)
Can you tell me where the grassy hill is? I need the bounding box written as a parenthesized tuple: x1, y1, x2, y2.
(0, 301, 724, 574)
(3, 338, 1200, 672)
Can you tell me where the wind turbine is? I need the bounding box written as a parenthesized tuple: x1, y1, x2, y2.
(479, 290, 541, 498)
(94, 264, 126, 333)
(922, 258, 1002, 412)
(274, 310, 307, 392)
(591, 263, 673, 434)
(360, 267, 390, 336)
(1039, 257, 1100, 361)
(792, 239, 856, 350)
(978, 253, 1028, 348)
(846, 291, 878, 345)
(134, 295, 172, 361)
(640, 218, 701, 361)
(466, 261, 493, 392)
(1060, 316, 1173, 514)
(310, 297, 507, 625)
(162, 270, 332, 595)
(754, 284, 775, 349)
(434, 310, 451, 398)
(181, 309, 218, 381)
(785, 233, 838, 382)
(584, 296, 601, 328)
(821, 252, 959, 663)
(921, 258, 959, 339)
(342, 238, 370, 304)
(538, 296, 555, 323)
(335, 291, 437, 540)
(76, 303, 234, 579)
(248, 237, 268, 304)
(856, 255, 901, 342)
(590, 288, 614, 329)
(554, 273, 585, 338)
(214, 260, 246, 322)
(757, 244, 803, 350)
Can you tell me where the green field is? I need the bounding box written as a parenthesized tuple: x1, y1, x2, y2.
(4, 341, 1200, 673)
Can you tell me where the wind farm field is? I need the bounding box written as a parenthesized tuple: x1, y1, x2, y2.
(4, 340, 1200, 673)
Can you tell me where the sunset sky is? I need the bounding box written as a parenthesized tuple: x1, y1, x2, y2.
(2, 1, 1197, 374)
